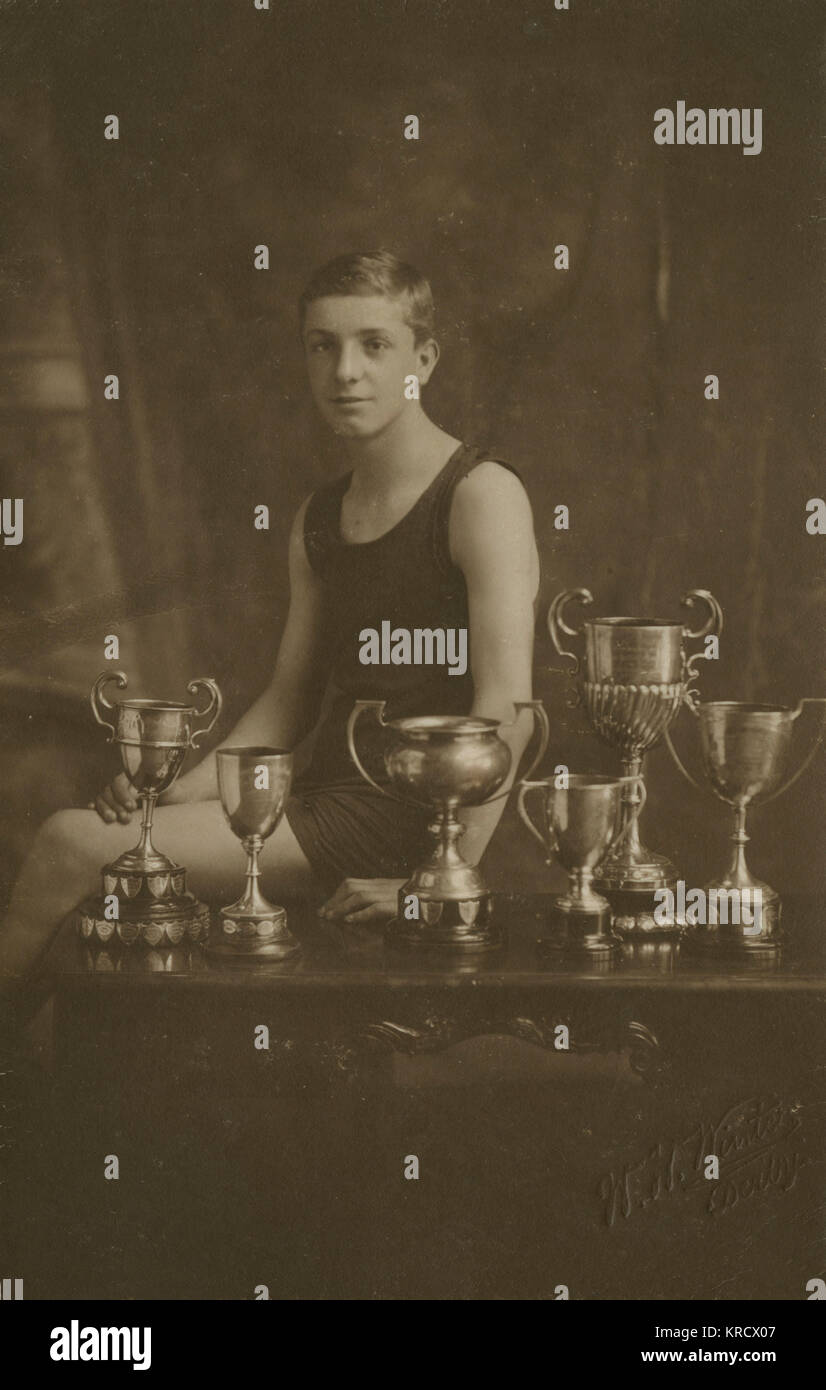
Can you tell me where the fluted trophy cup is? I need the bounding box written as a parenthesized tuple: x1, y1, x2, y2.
(518, 773, 646, 960)
(666, 699, 826, 951)
(207, 746, 300, 960)
(548, 588, 723, 936)
(347, 700, 549, 951)
(81, 671, 222, 947)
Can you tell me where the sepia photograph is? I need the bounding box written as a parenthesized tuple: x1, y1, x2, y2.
(0, 0, 823, 1331)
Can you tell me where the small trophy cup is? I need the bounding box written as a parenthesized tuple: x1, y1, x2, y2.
(81, 670, 222, 947)
(347, 701, 549, 951)
(518, 773, 646, 959)
(666, 699, 826, 951)
(207, 746, 301, 960)
(548, 587, 723, 936)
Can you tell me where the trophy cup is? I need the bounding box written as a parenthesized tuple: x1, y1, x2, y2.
(347, 700, 549, 951)
(207, 746, 301, 960)
(79, 670, 222, 948)
(548, 587, 723, 936)
(518, 773, 646, 959)
(665, 699, 826, 951)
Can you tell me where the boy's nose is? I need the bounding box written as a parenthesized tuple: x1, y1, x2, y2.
(334, 347, 362, 382)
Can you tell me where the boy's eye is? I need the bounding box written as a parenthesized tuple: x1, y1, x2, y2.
(310, 341, 331, 353)
(366, 340, 388, 351)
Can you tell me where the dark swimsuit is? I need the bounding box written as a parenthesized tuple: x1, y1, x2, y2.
(284, 442, 522, 890)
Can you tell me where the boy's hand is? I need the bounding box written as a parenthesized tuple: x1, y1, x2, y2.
(319, 877, 404, 927)
(88, 772, 140, 824)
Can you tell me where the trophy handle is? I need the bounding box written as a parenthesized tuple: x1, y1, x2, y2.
(760, 697, 826, 804)
(547, 588, 593, 676)
(680, 588, 723, 642)
(517, 781, 556, 863)
(346, 700, 389, 797)
(481, 700, 550, 804)
(663, 725, 704, 792)
(680, 590, 723, 710)
(90, 670, 128, 742)
(681, 672, 703, 714)
(611, 774, 647, 850)
(188, 677, 223, 749)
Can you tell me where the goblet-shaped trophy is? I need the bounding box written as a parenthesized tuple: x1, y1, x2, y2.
(81, 670, 222, 947)
(548, 587, 723, 936)
(665, 699, 826, 951)
(347, 700, 549, 951)
(518, 773, 646, 959)
(207, 746, 301, 960)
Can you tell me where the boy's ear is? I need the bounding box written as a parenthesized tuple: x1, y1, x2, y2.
(416, 337, 440, 385)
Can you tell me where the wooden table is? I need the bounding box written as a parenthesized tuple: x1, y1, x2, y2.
(10, 896, 826, 1300)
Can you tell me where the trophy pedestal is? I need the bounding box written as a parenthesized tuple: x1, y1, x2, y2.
(384, 810, 506, 953)
(385, 885, 504, 953)
(590, 749, 681, 937)
(595, 849, 681, 938)
(538, 900, 622, 961)
(684, 882, 782, 955)
(78, 861, 210, 949)
(77, 937, 196, 973)
(206, 903, 301, 961)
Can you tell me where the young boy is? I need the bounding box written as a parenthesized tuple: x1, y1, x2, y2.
(0, 251, 539, 986)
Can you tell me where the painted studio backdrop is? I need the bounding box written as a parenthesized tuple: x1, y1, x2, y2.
(0, 0, 823, 903)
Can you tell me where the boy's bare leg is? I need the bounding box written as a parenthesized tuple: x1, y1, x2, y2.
(0, 799, 317, 981)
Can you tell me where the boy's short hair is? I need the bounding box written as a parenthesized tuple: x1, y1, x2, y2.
(299, 250, 436, 344)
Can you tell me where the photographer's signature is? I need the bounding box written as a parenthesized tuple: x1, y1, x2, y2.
(598, 1095, 803, 1226)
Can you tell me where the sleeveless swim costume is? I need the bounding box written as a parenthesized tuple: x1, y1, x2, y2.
(284, 442, 523, 890)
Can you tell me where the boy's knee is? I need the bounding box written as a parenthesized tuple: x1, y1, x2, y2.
(37, 809, 98, 868)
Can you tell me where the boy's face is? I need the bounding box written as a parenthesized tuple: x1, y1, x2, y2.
(302, 294, 437, 439)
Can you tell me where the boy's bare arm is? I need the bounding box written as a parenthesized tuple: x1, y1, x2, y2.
(95, 497, 330, 820)
(165, 495, 329, 805)
(448, 461, 540, 865)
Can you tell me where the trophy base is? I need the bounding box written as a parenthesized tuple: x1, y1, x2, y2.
(76, 893, 210, 949)
(594, 848, 677, 894)
(595, 851, 681, 939)
(205, 904, 302, 961)
(683, 887, 782, 955)
(609, 895, 684, 939)
(538, 900, 622, 961)
(385, 890, 504, 952)
(78, 941, 196, 973)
